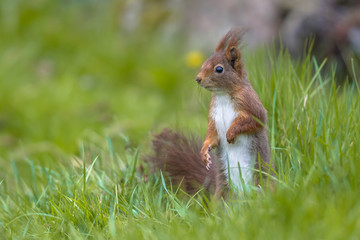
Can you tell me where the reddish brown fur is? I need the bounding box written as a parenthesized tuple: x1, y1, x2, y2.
(146, 129, 227, 196)
(146, 28, 273, 196)
(225, 85, 267, 144)
(200, 100, 219, 167)
(196, 28, 272, 186)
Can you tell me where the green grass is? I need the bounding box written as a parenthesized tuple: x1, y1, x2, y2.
(1, 1, 360, 239)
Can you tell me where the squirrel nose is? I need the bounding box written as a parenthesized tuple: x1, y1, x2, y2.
(196, 77, 202, 84)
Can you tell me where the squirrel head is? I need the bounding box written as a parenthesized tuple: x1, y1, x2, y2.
(196, 28, 246, 93)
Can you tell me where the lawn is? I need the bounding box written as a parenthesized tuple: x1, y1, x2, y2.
(1, 1, 360, 239)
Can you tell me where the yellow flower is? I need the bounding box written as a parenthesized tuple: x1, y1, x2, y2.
(185, 51, 204, 68)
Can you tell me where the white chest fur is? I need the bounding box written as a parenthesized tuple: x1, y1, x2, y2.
(211, 94, 255, 190)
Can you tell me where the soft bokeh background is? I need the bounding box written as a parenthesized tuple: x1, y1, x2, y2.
(0, 0, 359, 174)
(0, 0, 201, 161)
(2, 1, 360, 238)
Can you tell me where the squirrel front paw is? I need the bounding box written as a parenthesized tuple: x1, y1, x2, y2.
(201, 145, 212, 170)
(226, 130, 236, 144)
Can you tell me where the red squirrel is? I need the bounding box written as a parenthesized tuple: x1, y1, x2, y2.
(147, 28, 272, 196)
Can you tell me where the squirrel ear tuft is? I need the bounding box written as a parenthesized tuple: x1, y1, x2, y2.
(215, 27, 245, 53)
(215, 31, 232, 53)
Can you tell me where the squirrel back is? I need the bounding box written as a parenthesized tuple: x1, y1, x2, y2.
(145, 129, 227, 196)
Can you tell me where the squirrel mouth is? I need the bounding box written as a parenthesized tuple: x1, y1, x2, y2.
(203, 86, 225, 94)
(198, 82, 216, 91)
(203, 86, 216, 91)
(200, 85, 209, 89)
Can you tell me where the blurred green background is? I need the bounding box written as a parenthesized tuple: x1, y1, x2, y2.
(0, 0, 211, 163)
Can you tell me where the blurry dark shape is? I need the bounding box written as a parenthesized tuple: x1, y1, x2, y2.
(280, 0, 360, 82)
(349, 27, 360, 54)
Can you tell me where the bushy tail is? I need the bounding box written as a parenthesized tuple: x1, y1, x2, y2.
(145, 129, 226, 195)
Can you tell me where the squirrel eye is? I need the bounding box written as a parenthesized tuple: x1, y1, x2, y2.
(215, 66, 223, 73)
